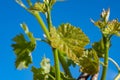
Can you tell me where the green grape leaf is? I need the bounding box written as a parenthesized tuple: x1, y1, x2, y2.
(29, 2, 47, 13)
(92, 20, 106, 29)
(103, 19, 120, 36)
(32, 66, 75, 80)
(50, 23, 89, 64)
(79, 49, 99, 75)
(31, 57, 51, 80)
(32, 66, 47, 80)
(92, 39, 105, 58)
(91, 8, 110, 29)
(12, 23, 36, 70)
(32, 55, 75, 80)
(92, 8, 120, 37)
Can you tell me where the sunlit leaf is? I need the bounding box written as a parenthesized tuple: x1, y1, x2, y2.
(103, 19, 120, 36)
(12, 23, 36, 70)
(29, 2, 47, 13)
(91, 8, 110, 29)
(79, 49, 99, 75)
(92, 8, 120, 37)
(92, 20, 106, 29)
(50, 23, 89, 64)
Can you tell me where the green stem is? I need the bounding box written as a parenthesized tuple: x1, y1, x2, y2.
(47, 7, 61, 80)
(33, 12, 50, 40)
(53, 48, 61, 80)
(58, 51, 72, 78)
(47, 8, 52, 31)
(101, 50, 108, 80)
(19, 0, 50, 39)
(101, 36, 110, 80)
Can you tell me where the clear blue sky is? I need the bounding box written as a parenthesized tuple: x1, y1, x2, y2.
(0, 0, 120, 80)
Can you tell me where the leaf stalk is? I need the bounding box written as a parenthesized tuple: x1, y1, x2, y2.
(53, 48, 61, 80)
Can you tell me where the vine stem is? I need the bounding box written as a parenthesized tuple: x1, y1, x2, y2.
(46, 8, 52, 31)
(58, 51, 72, 78)
(34, 11, 61, 80)
(53, 48, 61, 80)
(46, 6, 61, 80)
(101, 36, 110, 80)
(33, 12, 50, 40)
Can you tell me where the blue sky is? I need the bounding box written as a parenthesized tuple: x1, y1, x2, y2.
(0, 0, 120, 80)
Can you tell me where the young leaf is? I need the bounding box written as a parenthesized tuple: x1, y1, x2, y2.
(40, 56, 51, 74)
(12, 24, 36, 70)
(32, 57, 74, 80)
(29, 2, 47, 13)
(32, 66, 48, 80)
(92, 39, 105, 58)
(103, 19, 120, 36)
(31, 57, 51, 80)
(92, 8, 120, 37)
(91, 8, 110, 30)
(50, 23, 89, 64)
(79, 49, 99, 75)
(92, 20, 107, 29)
(32, 66, 75, 80)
